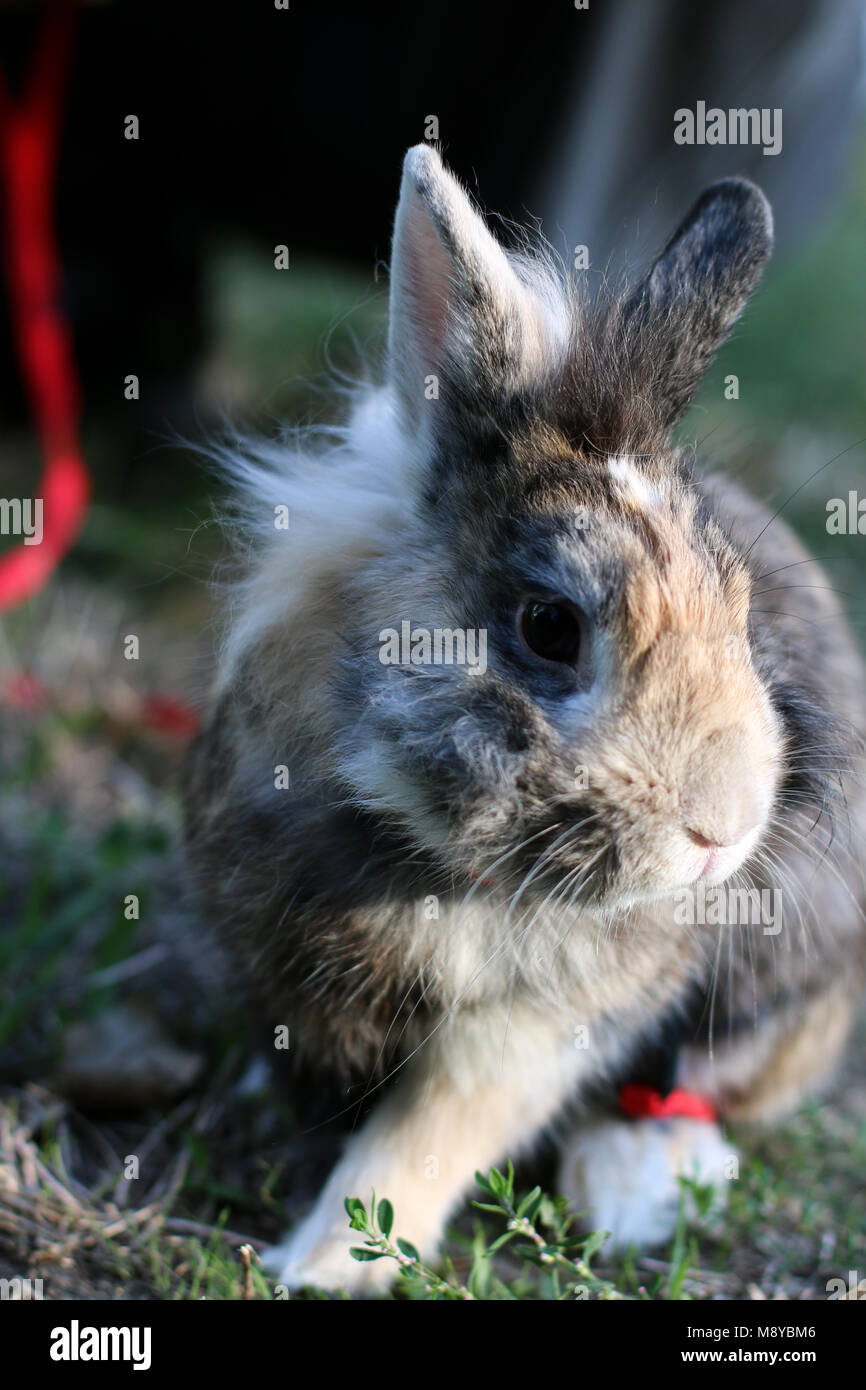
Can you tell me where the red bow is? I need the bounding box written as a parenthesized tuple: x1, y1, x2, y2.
(618, 1082, 718, 1123)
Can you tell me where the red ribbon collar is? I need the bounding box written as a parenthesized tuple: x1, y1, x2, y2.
(619, 1082, 718, 1123)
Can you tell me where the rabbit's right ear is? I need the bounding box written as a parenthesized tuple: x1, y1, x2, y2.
(387, 145, 563, 434)
(623, 179, 774, 429)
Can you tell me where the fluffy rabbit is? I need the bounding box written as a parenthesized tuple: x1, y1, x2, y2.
(184, 145, 866, 1293)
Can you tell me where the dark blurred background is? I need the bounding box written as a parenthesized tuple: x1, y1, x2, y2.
(0, 0, 864, 597)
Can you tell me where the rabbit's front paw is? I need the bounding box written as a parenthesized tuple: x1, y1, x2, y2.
(263, 1209, 394, 1296)
(557, 1116, 735, 1252)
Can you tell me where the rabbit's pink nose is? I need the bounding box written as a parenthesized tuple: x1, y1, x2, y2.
(686, 822, 728, 845)
(684, 827, 738, 880)
(685, 827, 736, 851)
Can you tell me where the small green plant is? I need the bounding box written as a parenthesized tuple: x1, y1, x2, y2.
(345, 1161, 629, 1300)
(666, 1172, 718, 1300)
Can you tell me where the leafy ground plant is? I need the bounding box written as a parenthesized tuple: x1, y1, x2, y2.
(346, 1162, 629, 1300)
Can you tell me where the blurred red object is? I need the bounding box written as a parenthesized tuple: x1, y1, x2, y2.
(0, 1, 89, 610)
(0, 666, 48, 710)
(140, 693, 200, 741)
(619, 1083, 717, 1123)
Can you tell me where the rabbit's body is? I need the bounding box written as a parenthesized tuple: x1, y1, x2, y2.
(185, 147, 865, 1290)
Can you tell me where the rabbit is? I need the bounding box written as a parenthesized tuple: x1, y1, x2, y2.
(184, 144, 866, 1294)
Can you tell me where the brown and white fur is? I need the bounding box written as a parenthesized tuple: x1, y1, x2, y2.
(184, 146, 866, 1292)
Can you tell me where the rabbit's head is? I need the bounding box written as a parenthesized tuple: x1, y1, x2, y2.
(337, 146, 783, 911)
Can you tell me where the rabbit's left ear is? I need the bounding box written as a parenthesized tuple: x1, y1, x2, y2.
(624, 179, 774, 428)
(387, 145, 563, 433)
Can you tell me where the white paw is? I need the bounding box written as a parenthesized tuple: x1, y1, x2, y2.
(557, 1117, 735, 1252)
(262, 1208, 394, 1296)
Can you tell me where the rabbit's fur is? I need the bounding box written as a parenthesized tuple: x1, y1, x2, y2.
(185, 146, 866, 1291)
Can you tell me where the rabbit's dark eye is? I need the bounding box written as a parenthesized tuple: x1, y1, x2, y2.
(520, 601, 581, 665)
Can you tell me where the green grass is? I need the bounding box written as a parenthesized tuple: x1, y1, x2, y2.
(3, 1078, 863, 1300)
